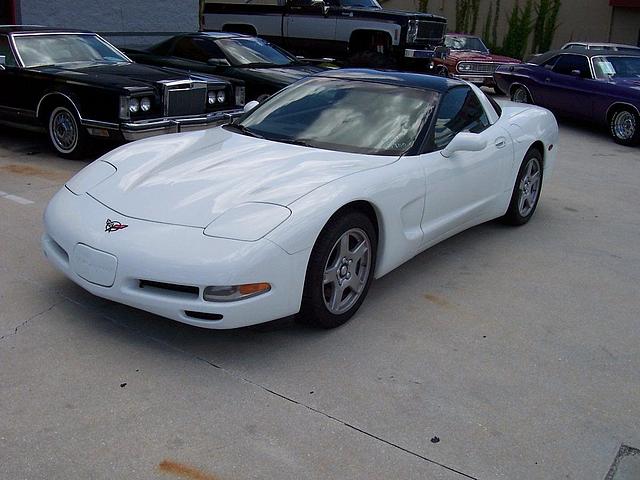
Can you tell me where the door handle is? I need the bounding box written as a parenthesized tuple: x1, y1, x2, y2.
(341, 11, 353, 16)
(545, 77, 550, 82)
(495, 137, 507, 148)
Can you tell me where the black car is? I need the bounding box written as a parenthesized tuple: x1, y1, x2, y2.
(124, 32, 325, 102)
(0, 26, 245, 158)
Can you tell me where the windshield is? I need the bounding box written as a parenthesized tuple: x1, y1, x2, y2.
(236, 77, 438, 155)
(445, 36, 489, 53)
(217, 38, 296, 66)
(339, 0, 382, 8)
(14, 34, 129, 68)
(592, 56, 640, 79)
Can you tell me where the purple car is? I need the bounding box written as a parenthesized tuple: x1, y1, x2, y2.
(494, 47, 640, 146)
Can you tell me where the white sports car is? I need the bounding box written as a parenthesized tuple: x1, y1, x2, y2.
(42, 69, 558, 329)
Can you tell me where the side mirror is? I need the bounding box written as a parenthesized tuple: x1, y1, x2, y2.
(207, 58, 230, 67)
(243, 100, 260, 113)
(441, 132, 487, 158)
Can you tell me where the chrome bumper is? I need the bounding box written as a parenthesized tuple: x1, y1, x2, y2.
(451, 73, 496, 85)
(119, 109, 243, 141)
(404, 48, 436, 59)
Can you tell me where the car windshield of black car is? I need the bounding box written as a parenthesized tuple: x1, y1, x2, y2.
(13, 34, 129, 68)
(593, 56, 640, 79)
(445, 36, 489, 53)
(217, 38, 296, 67)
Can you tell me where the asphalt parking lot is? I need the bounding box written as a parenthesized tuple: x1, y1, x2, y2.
(1, 98, 639, 480)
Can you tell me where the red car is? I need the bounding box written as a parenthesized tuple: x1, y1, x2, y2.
(434, 34, 521, 93)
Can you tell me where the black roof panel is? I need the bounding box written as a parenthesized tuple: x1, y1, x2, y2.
(315, 68, 463, 92)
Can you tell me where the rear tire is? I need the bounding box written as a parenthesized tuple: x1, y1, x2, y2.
(502, 148, 544, 226)
(297, 210, 377, 329)
(609, 107, 640, 146)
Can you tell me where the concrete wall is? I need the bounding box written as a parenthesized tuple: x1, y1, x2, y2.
(16, 0, 200, 48)
(384, 0, 640, 52)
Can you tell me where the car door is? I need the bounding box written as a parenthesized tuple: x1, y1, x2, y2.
(0, 34, 24, 121)
(541, 53, 595, 118)
(283, 0, 337, 57)
(418, 86, 511, 244)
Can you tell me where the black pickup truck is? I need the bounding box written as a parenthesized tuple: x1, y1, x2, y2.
(202, 0, 447, 68)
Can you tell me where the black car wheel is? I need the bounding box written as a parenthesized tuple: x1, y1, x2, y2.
(510, 85, 531, 104)
(298, 210, 377, 329)
(47, 106, 89, 159)
(502, 148, 544, 226)
(609, 107, 640, 146)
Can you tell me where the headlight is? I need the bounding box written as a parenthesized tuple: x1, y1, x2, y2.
(458, 63, 473, 72)
(203, 202, 291, 241)
(65, 160, 117, 195)
(140, 97, 151, 112)
(203, 283, 271, 302)
(216, 90, 226, 103)
(207, 91, 216, 105)
(128, 98, 140, 113)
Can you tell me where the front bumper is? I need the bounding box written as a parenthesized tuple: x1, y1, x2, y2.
(42, 187, 310, 329)
(120, 109, 243, 142)
(450, 73, 497, 86)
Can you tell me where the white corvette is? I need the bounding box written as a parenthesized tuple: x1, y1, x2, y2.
(43, 69, 558, 329)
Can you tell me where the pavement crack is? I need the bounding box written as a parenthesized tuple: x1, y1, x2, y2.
(0, 300, 65, 341)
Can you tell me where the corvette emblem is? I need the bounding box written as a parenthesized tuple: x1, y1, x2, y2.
(105, 219, 128, 233)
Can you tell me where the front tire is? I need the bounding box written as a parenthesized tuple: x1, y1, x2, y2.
(47, 105, 89, 159)
(502, 148, 544, 226)
(609, 107, 640, 146)
(298, 210, 377, 329)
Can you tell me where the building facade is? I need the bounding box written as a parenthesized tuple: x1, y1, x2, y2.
(0, 0, 200, 48)
(384, 0, 640, 51)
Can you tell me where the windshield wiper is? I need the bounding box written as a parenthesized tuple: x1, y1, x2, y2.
(273, 137, 315, 148)
(225, 123, 264, 139)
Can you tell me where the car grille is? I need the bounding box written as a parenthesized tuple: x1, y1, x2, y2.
(460, 62, 500, 73)
(164, 82, 207, 117)
(416, 20, 447, 43)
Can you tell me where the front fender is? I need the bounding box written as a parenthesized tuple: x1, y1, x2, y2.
(266, 156, 426, 279)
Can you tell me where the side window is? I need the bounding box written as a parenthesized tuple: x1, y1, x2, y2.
(0, 35, 17, 67)
(541, 55, 559, 70)
(172, 37, 224, 62)
(552, 54, 591, 78)
(432, 87, 490, 150)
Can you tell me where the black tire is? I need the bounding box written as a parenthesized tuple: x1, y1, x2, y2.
(510, 85, 531, 104)
(47, 105, 89, 159)
(502, 148, 544, 226)
(608, 107, 640, 146)
(348, 50, 396, 69)
(298, 210, 377, 329)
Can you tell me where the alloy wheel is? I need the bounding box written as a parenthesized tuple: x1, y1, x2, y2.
(518, 157, 542, 217)
(322, 228, 372, 315)
(50, 107, 79, 154)
(612, 110, 636, 141)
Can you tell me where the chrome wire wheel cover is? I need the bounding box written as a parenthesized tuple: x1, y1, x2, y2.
(323, 228, 372, 315)
(518, 157, 541, 217)
(512, 87, 528, 103)
(50, 108, 78, 153)
(612, 111, 636, 140)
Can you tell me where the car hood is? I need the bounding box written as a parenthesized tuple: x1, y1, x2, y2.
(239, 64, 324, 87)
(608, 77, 640, 91)
(89, 127, 396, 228)
(36, 62, 225, 90)
(449, 50, 521, 63)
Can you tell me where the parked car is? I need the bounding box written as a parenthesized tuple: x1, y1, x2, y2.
(43, 69, 558, 330)
(433, 33, 521, 92)
(202, 0, 447, 69)
(494, 47, 640, 145)
(0, 26, 245, 158)
(124, 32, 324, 102)
(562, 42, 640, 53)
